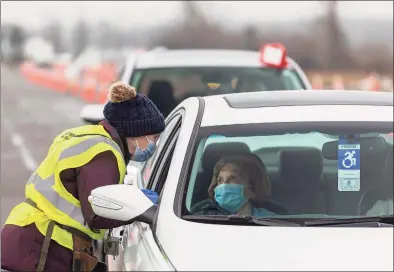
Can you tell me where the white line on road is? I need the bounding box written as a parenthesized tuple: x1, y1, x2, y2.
(3, 118, 37, 172)
(11, 133, 37, 172)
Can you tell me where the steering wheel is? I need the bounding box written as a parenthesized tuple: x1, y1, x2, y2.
(357, 188, 383, 216)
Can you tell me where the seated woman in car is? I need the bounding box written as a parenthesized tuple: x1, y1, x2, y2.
(191, 154, 278, 216)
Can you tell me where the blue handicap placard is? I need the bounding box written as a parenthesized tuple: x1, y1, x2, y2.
(337, 138, 361, 192)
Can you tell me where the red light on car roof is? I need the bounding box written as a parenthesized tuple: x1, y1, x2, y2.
(259, 43, 288, 69)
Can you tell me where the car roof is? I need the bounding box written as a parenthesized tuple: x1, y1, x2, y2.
(224, 90, 394, 108)
(199, 91, 394, 127)
(134, 49, 300, 69)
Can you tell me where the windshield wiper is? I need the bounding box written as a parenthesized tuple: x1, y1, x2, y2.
(183, 214, 300, 226)
(227, 215, 301, 226)
(304, 215, 394, 227)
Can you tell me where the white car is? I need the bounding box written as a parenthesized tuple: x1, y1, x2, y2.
(90, 90, 394, 271)
(80, 43, 313, 124)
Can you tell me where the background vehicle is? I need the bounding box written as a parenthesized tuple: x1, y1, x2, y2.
(80, 44, 313, 124)
(90, 90, 393, 271)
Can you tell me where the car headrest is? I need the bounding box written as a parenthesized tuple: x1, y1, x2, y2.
(148, 80, 174, 97)
(280, 148, 323, 185)
(147, 80, 177, 117)
(202, 142, 251, 173)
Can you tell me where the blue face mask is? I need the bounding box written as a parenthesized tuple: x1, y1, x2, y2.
(131, 137, 157, 162)
(214, 183, 248, 213)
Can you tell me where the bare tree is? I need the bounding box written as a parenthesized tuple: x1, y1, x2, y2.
(71, 19, 90, 59)
(317, 1, 354, 70)
(182, 1, 205, 27)
(43, 20, 64, 54)
(244, 26, 259, 50)
(356, 42, 393, 74)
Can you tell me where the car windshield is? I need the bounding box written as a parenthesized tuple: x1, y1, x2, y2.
(130, 67, 305, 113)
(184, 121, 393, 224)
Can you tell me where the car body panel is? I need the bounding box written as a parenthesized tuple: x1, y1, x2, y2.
(155, 215, 393, 271)
(201, 91, 393, 127)
(136, 50, 292, 68)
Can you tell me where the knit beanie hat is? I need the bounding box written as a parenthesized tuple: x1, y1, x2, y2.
(103, 81, 165, 137)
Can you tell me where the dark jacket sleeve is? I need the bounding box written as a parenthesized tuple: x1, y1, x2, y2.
(77, 151, 130, 229)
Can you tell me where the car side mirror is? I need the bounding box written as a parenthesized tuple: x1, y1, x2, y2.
(80, 104, 105, 125)
(89, 184, 157, 225)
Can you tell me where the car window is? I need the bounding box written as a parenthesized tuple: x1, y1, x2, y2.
(150, 129, 180, 193)
(130, 67, 306, 102)
(183, 121, 393, 224)
(141, 114, 182, 188)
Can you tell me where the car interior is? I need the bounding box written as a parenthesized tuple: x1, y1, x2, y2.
(188, 135, 393, 217)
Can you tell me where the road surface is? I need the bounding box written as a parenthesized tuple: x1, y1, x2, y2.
(1, 65, 86, 226)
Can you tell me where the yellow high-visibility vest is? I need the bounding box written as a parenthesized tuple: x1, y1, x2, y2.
(5, 125, 126, 250)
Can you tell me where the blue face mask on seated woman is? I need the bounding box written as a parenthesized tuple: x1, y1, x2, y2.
(132, 136, 157, 162)
(214, 183, 275, 216)
(214, 183, 249, 213)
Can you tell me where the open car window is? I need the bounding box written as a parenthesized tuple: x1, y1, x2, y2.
(184, 121, 393, 224)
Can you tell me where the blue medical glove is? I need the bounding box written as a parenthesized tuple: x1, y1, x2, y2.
(141, 189, 159, 204)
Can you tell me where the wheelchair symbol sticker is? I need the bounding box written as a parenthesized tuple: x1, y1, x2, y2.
(338, 138, 361, 192)
(342, 150, 357, 169)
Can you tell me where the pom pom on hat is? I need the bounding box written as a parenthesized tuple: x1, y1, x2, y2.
(108, 81, 137, 103)
(103, 82, 165, 138)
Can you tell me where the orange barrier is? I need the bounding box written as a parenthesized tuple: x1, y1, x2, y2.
(68, 78, 82, 96)
(80, 68, 99, 103)
(19, 62, 118, 104)
(37, 69, 54, 89)
(20, 62, 67, 92)
(79, 64, 117, 103)
(29, 67, 48, 86)
(48, 65, 68, 93)
(95, 64, 117, 103)
(97, 82, 111, 103)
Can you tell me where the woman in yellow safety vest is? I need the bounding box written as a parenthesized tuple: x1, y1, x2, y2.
(1, 82, 165, 272)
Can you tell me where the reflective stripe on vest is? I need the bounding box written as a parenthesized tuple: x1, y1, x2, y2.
(57, 135, 121, 161)
(28, 173, 85, 226)
(28, 135, 123, 227)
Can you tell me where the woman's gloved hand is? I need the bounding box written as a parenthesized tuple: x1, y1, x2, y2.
(141, 189, 159, 204)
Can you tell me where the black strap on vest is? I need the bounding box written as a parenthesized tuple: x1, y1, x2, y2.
(24, 198, 92, 272)
(37, 220, 55, 272)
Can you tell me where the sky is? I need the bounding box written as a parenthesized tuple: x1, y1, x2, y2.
(1, 1, 393, 30)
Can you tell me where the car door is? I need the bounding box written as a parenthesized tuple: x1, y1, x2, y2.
(117, 112, 183, 271)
